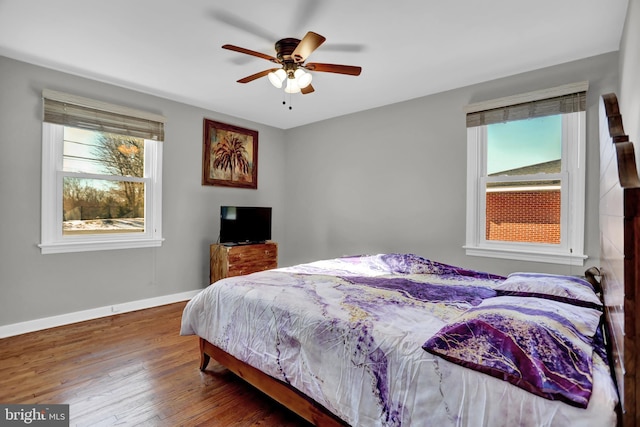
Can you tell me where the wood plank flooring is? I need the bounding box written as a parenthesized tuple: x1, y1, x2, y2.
(0, 302, 312, 426)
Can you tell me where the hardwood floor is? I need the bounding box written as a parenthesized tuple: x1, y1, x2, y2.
(0, 302, 312, 426)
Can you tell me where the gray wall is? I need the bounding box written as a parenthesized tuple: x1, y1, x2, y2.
(0, 56, 287, 326)
(283, 52, 619, 277)
(620, 0, 640, 148)
(0, 19, 631, 326)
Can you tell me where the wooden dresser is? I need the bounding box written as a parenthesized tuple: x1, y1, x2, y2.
(209, 241, 278, 284)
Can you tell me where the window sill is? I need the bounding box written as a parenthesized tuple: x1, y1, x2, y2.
(463, 245, 587, 266)
(39, 238, 164, 254)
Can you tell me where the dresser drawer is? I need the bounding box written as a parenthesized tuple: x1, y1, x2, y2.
(227, 244, 277, 264)
(228, 259, 278, 277)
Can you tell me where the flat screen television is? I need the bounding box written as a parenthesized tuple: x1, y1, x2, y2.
(219, 206, 272, 245)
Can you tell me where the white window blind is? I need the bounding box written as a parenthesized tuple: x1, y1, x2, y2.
(42, 89, 165, 141)
(464, 81, 588, 127)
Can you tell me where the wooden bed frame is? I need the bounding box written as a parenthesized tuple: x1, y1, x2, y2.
(199, 338, 347, 426)
(600, 92, 640, 427)
(197, 93, 639, 427)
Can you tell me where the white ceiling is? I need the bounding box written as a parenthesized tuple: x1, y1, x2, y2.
(0, 1, 629, 129)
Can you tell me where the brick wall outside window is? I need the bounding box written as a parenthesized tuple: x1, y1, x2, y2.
(485, 189, 561, 244)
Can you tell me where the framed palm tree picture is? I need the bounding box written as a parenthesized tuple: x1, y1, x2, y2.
(202, 119, 258, 189)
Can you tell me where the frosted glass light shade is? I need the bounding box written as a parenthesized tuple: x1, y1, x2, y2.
(294, 68, 312, 88)
(268, 69, 286, 88)
(284, 78, 301, 93)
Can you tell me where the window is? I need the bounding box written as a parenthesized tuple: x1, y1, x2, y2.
(39, 90, 164, 254)
(464, 82, 587, 265)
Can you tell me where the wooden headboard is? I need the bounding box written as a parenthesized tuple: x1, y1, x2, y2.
(599, 93, 640, 427)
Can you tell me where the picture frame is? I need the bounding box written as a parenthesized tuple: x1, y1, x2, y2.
(202, 119, 258, 189)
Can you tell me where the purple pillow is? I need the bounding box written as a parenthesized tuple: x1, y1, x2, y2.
(494, 272, 602, 309)
(423, 296, 601, 408)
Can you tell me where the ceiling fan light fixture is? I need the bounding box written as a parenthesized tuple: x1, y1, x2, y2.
(284, 78, 301, 94)
(223, 31, 361, 95)
(294, 68, 312, 89)
(268, 69, 287, 88)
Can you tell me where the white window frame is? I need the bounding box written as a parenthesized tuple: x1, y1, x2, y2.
(39, 109, 164, 255)
(464, 89, 587, 266)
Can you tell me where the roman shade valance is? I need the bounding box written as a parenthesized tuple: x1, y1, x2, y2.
(43, 89, 165, 141)
(464, 81, 588, 128)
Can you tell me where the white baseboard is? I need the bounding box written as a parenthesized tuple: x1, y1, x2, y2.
(0, 289, 202, 338)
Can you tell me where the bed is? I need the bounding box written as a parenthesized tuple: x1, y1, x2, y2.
(180, 93, 639, 426)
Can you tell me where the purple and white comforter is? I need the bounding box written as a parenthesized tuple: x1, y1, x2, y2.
(180, 254, 618, 426)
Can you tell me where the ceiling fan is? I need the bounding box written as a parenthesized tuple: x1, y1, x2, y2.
(222, 31, 362, 95)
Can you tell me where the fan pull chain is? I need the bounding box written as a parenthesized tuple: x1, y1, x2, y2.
(281, 92, 293, 110)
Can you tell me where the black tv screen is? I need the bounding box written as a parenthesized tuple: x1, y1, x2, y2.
(220, 206, 272, 245)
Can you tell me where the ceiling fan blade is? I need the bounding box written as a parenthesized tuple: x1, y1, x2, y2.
(305, 63, 362, 76)
(211, 10, 277, 42)
(222, 44, 279, 63)
(292, 31, 326, 63)
(321, 43, 366, 53)
(237, 68, 279, 83)
(301, 84, 315, 95)
(290, 0, 326, 33)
